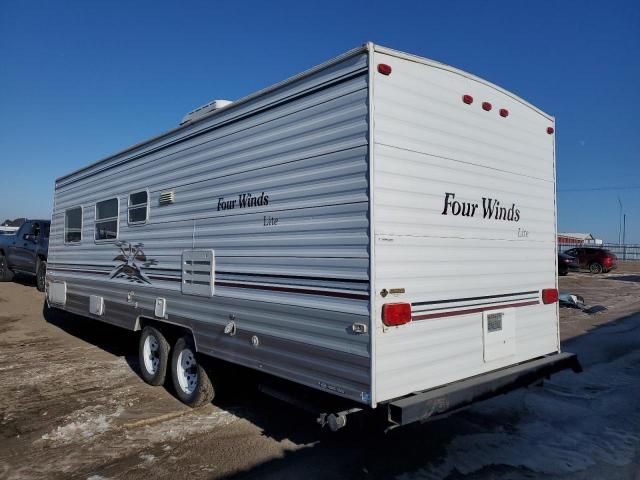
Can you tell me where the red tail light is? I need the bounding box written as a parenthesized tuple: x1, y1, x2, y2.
(382, 303, 412, 326)
(463, 94, 474, 105)
(482, 102, 492, 111)
(499, 108, 509, 117)
(377, 64, 392, 76)
(542, 288, 559, 304)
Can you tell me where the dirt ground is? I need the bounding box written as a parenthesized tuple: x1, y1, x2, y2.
(1, 263, 640, 480)
(559, 262, 640, 339)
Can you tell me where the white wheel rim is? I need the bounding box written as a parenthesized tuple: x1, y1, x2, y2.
(143, 335, 160, 375)
(176, 348, 198, 395)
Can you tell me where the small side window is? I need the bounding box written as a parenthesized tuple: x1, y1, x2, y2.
(65, 207, 83, 244)
(128, 190, 149, 225)
(95, 198, 119, 242)
(20, 222, 33, 241)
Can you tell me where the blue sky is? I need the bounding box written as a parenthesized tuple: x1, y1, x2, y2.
(1, 0, 638, 242)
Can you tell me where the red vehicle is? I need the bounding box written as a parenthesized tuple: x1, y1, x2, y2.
(563, 247, 617, 274)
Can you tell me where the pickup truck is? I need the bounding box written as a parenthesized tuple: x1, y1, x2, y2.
(0, 219, 50, 292)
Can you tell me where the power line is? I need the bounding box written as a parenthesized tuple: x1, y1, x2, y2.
(558, 185, 640, 192)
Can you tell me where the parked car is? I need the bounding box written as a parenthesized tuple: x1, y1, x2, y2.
(0, 219, 50, 291)
(558, 252, 579, 276)
(563, 247, 617, 274)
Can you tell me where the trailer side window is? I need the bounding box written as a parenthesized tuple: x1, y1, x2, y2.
(128, 190, 149, 225)
(95, 198, 119, 242)
(65, 207, 82, 244)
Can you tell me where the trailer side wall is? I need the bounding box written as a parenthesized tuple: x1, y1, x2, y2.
(48, 52, 373, 403)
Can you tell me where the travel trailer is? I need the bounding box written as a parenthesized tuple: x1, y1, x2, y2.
(46, 43, 580, 430)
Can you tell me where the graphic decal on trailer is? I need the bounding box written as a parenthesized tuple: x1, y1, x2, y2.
(109, 241, 155, 284)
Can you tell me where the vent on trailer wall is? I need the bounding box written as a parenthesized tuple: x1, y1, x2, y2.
(159, 190, 175, 205)
(182, 250, 215, 297)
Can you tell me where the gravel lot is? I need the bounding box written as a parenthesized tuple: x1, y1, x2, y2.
(1, 264, 640, 480)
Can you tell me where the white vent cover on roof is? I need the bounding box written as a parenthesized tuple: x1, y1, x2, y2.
(180, 99, 233, 125)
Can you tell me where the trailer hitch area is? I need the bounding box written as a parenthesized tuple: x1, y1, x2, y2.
(317, 408, 362, 432)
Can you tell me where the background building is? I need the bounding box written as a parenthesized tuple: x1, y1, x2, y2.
(557, 232, 603, 247)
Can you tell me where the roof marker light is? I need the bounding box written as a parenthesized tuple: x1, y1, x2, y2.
(377, 64, 392, 76)
(482, 102, 492, 111)
(499, 108, 509, 117)
(547, 127, 555, 134)
(463, 94, 473, 105)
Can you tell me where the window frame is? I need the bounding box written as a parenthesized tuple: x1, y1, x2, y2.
(94, 197, 120, 244)
(127, 189, 150, 226)
(31, 222, 41, 239)
(64, 206, 83, 245)
(19, 221, 34, 241)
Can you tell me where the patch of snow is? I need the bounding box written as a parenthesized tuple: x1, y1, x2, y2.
(398, 316, 640, 479)
(139, 453, 155, 463)
(41, 406, 124, 444)
(125, 410, 238, 443)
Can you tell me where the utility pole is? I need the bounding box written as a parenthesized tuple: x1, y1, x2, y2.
(618, 196, 623, 245)
(623, 214, 627, 261)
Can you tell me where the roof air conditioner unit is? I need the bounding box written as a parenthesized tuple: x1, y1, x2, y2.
(180, 99, 233, 125)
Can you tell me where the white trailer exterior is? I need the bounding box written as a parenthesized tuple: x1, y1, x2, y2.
(47, 43, 578, 423)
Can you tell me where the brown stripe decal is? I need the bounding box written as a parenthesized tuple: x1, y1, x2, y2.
(50, 268, 108, 275)
(148, 275, 181, 282)
(49, 269, 369, 300)
(412, 300, 539, 321)
(215, 281, 369, 300)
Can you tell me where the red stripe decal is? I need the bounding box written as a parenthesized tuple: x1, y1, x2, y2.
(412, 300, 539, 321)
(148, 275, 180, 282)
(215, 281, 369, 300)
(49, 270, 368, 300)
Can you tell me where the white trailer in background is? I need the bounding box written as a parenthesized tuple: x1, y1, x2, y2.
(47, 43, 580, 429)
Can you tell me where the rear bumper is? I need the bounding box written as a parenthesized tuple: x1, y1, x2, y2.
(386, 352, 582, 426)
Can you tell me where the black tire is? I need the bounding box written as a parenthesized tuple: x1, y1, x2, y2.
(0, 254, 14, 282)
(589, 262, 603, 274)
(170, 335, 214, 407)
(36, 260, 47, 292)
(139, 326, 170, 386)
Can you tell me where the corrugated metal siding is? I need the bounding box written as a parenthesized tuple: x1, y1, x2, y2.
(48, 52, 372, 403)
(372, 49, 558, 403)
